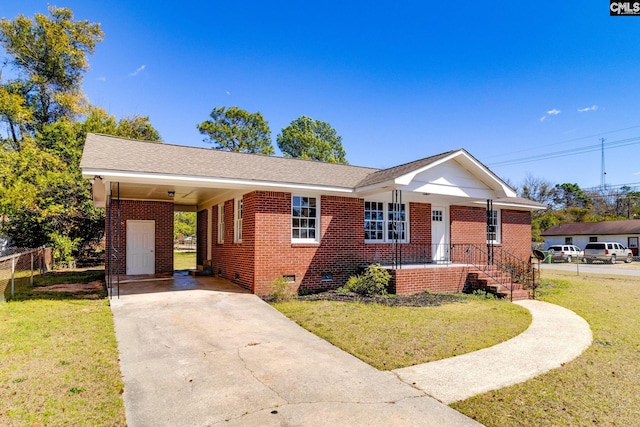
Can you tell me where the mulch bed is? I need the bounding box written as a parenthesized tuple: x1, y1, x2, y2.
(264, 291, 467, 307)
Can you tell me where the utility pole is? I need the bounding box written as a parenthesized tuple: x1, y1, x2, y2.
(600, 137, 606, 191)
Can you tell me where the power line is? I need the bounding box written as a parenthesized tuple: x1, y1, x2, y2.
(483, 124, 640, 160)
(487, 137, 640, 167)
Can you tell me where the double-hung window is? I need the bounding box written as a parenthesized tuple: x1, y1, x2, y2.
(292, 196, 319, 243)
(387, 202, 407, 241)
(364, 201, 408, 243)
(217, 204, 225, 244)
(234, 198, 243, 243)
(364, 202, 384, 241)
(487, 209, 501, 243)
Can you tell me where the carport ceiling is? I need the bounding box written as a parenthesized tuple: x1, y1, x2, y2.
(111, 182, 222, 208)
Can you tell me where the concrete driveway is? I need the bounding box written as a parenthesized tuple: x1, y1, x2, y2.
(110, 274, 480, 426)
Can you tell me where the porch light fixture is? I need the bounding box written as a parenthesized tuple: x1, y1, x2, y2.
(168, 191, 175, 198)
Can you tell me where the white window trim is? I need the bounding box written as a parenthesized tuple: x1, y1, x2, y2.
(364, 200, 409, 244)
(291, 195, 320, 243)
(364, 201, 385, 243)
(234, 198, 243, 243)
(217, 203, 225, 244)
(487, 209, 501, 244)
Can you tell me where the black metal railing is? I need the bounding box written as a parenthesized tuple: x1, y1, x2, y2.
(453, 243, 535, 301)
(365, 243, 454, 267)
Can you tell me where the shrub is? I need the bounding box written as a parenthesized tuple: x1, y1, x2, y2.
(270, 276, 295, 302)
(472, 289, 495, 299)
(340, 264, 390, 296)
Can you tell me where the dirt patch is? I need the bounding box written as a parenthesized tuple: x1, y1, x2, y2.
(264, 291, 467, 307)
(33, 280, 104, 293)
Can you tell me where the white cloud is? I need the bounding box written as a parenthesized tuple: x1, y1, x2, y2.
(96, 76, 106, 81)
(578, 105, 598, 112)
(129, 65, 146, 77)
(226, 91, 231, 95)
(539, 108, 560, 122)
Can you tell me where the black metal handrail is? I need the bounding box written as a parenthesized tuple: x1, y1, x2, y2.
(459, 243, 535, 301)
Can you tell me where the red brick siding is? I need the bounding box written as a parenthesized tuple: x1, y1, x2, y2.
(211, 198, 255, 291)
(105, 200, 174, 274)
(206, 192, 533, 296)
(450, 206, 532, 262)
(252, 191, 318, 294)
(501, 209, 532, 260)
(389, 266, 470, 294)
(451, 206, 486, 246)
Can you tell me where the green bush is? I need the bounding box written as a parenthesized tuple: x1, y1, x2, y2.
(270, 276, 295, 302)
(49, 232, 81, 265)
(340, 264, 391, 296)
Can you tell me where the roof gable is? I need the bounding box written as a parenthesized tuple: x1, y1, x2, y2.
(356, 149, 516, 198)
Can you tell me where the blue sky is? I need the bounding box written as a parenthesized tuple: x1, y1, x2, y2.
(4, 1, 640, 191)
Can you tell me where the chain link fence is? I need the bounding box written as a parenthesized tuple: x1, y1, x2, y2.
(0, 247, 52, 302)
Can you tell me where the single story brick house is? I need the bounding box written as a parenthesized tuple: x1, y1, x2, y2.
(81, 133, 544, 296)
(542, 220, 640, 256)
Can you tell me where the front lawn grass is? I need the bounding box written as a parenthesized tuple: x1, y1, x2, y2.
(273, 296, 531, 370)
(452, 270, 640, 426)
(0, 269, 126, 426)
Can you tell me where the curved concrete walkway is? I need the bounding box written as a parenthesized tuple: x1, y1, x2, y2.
(393, 300, 593, 404)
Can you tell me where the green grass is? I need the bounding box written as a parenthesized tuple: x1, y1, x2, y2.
(0, 270, 126, 426)
(273, 296, 531, 370)
(174, 250, 196, 270)
(452, 270, 640, 426)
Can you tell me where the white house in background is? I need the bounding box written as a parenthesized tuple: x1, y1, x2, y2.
(541, 220, 640, 256)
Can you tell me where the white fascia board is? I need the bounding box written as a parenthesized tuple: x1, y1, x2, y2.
(81, 169, 355, 194)
(472, 200, 544, 211)
(354, 180, 399, 196)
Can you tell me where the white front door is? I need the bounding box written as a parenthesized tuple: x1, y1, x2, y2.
(126, 220, 155, 275)
(431, 206, 449, 263)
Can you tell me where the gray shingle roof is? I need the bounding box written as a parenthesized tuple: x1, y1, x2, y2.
(541, 220, 640, 236)
(80, 133, 379, 189)
(80, 134, 545, 210)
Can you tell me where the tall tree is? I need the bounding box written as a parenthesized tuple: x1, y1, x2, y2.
(196, 106, 274, 154)
(78, 106, 161, 142)
(277, 115, 348, 164)
(518, 173, 556, 209)
(0, 6, 104, 147)
(1, 114, 161, 259)
(553, 183, 591, 209)
(0, 8, 161, 262)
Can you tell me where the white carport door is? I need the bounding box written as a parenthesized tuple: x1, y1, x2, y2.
(126, 220, 155, 275)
